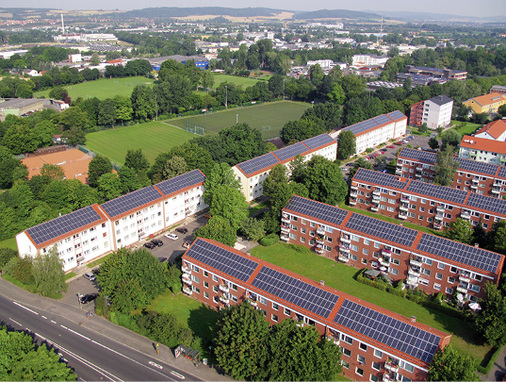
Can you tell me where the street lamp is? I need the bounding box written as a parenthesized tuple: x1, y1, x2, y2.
(225, 85, 228, 110)
(76, 293, 82, 309)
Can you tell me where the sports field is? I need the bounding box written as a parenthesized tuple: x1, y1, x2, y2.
(212, 73, 268, 88)
(167, 101, 310, 139)
(34, 76, 155, 100)
(84, 122, 193, 165)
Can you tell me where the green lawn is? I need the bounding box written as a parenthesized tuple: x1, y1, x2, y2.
(84, 121, 194, 165)
(167, 101, 310, 139)
(34, 77, 155, 100)
(451, 120, 480, 136)
(212, 73, 268, 89)
(0, 237, 18, 251)
(250, 243, 491, 362)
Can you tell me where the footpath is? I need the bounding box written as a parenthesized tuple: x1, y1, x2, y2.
(0, 277, 231, 381)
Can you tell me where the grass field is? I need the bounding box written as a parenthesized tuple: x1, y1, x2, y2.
(85, 121, 193, 165)
(250, 243, 491, 362)
(0, 237, 17, 251)
(34, 76, 155, 100)
(212, 73, 268, 88)
(451, 120, 480, 136)
(167, 101, 310, 139)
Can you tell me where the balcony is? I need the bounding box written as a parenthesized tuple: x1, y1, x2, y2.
(436, 206, 445, 213)
(382, 373, 395, 382)
(247, 298, 258, 307)
(395, 169, 403, 175)
(349, 198, 357, 206)
(182, 286, 192, 295)
(406, 276, 419, 286)
(350, 185, 358, 191)
(372, 193, 380, 200)
(350, 190, 358, 198)
(408, 266, 421, 277)
(472, 178, 479, 183)
(410, 257, 423, 267)
(340, 235, 351, 244)
(399, 205, 408, 212)
(182, 273, 192, 285)
(501, 156, 506, 163)
(338, 253, 350, 263)
(314, 246, 324, 254)
(339, 244, 350, 253)
(219, 295, 230, 304)
(371, 205, 379, 212)
(492, 188, 501, 195)
(385, 359, 400, 373)
(434, 214, 443, 221)
(281, 225, 290, 233)
(379, 257, 390, 267)
(415, 173, 422, 178)
(182, 265, 191, 274)
(416, 166, 423, 172)
(281, 217, 290, 224)
(459, 274, 471, 283)
(398, 213, 407, 220)
(381, 248, 391, 255)
(470, 184, 478, 190)
(280, 234, 289, 242)
(460, 211, 470, 220)
(316, 227, 325, 236)
(433, 223, 442, 230)
(219, 284, 229, 293)
(457, 285, 468, 294)
(325, 333, 340, 346)
(373, 190, 381, 197)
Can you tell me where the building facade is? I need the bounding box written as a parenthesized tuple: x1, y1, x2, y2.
(409, 95, 453, 129)
(280, 196, 503, 301)
(183, 237, 452, 382)
(16, 169, 207, 272)
(474, 120, 506, 141)
(463, 92, 506, 115)
(232, 134, 337, 202)
(396, 148, 506, 198)
(338, 111, 407, 155)
(405, 65, 467, 81)
(459, 135, 506, 165)
(350, 168, 506, 232)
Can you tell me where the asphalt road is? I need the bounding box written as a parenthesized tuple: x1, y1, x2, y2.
(0, 293, 200, 381)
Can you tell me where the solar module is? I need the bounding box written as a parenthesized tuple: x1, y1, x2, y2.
(399, 148, 436, 163)
(406, 180, 467, 204)
(416, 233, 502, 273)
(466, 193, 506, 216)
(457, 158, 498, 176)
(345, 213, 418, 247)
(273, 142, 309, 162)
(353, 168, 408, 190)
(27, 205, 102, 245)
(155, 169, 205, 196)
(285, 196, 349, 226)
(101, 186, 162, 218)
(251, 266, 339, 318)
(302, 134, 335, 150)
(343, 119, 379, 136)
(236, 152, 280, 176)
(497, 166, 506, 179)
(333, 300, 441, 364)
(185, 238, 258, 282)
(372, 114, 392, 126)
(387, 110, 407, 121)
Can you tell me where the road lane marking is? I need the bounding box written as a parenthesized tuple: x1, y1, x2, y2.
(51, 320, 57, 324)
(9, 318, 21, 326)
(148, 361, 163, 369)
(61, 325, 91, 341)
(13, 302, 39, 315)
(170, 371, 186, 379)
(41, 316, 47, 319)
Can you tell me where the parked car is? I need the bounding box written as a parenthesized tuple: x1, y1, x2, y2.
(408, 135, 415, 140)
(176, 227, 188, 234)
(158, 257, 167, 263)
(83, 272, 96, 281)
(144, 241, 156, 249)
(79, 293, 98, 304)
(151, 239, 163, 246)
(165, 233, 178, 240)
(387, 145, 395, 149)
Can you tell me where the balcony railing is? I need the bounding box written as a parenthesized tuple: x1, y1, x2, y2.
(492, 188, 500, 194)
(470, 184, 478, 190)
(459, 274, 471, 283)
(350, 185, 358, 190)
(434, 214, 443, 221)
(456, 285, 468, 294)
(338, 253, 350, 263)
(371, 205, 379, 212)
(379, 257, 390, 267)
(281, 226, 290, 233)
(350, 191, 358, 197)
(339, 244, 350, 252)
(316, 227, 325, 236)
(182, 286, 192, 295)
(219, 295, 230, 304)
(416, 166, 423, 171)
(436, 206, 445, 213)
(373, 190, 381, 196)
(280, 234, 289, 242)
(406, 276, 418, 286)
(433, 223, 442, 230)
(349, 198, 357, 205)
(408, 267, 421, 277)
(385, 360, 400, 372)
(326, 334, 340, 345)
(472, 178, 479, 183)
(340, 235, 351, 244)
(460, 212, 470, 220)
(399, 205, 408, 212)
(281, 217, 290, 224)
(398, 213, 407, 220)
(182, 273, 192, 285)
(415, 173, 422, 178)
(219, 284, 229, 293)
(182, 265, 191, 274)
(410, 257, 423, 267)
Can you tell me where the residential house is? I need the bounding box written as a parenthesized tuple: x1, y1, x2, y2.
(459, 135, 506, 165)
(463, 93, 506, 115)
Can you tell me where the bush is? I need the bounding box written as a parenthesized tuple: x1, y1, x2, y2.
(366, 148, 374, 153)
(0, 248, 18, 270)
(4, 257, 33, 285)
(95, 294, 110, 319)
(259, 233, 280, 246)
(109, 311, 140, 332)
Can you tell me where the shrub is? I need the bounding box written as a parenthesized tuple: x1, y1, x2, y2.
(4, 257, 33, 285)
(109, 311, 140, 332)
(259, 233, 280, 246)
(0, 248, 18, 270)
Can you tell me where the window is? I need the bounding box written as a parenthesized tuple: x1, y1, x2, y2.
(446, 287, 454, 294)
(370, 375, 379, 382)
(372, 361, 381, 371)
(450, 266, 458, 273)
(191, 275, 200, 283)
(231, 284, 238, 291)
(389, 268, 399, 276)
(341, 334, 353, 345)
(357, 355, 366, 365)
(192, 265, 200, 273)
(272, 302, 279, 310)
(342, 360, 350, 369)
(204, 292, 209, 299)
(258, 296, 266, 305)
(355, 367, 364, 377)
(448, 276, 455, 284)
(400, 361, 415, 373)
(424, 258, 433, 266)
(342, 348, 352, 357)
(359, 343, 367, 351)
(212, 275, 218, 282)
(213, 285, 218, 293)
(435, 273, 443, 280)
(284, 308, 291, 316)
(433, 283, 441, 291)
(437, 263, 445, 270)
(271, 314, 278, 322)
(422, 269, 431, 276)
(203, 281, 209, 288)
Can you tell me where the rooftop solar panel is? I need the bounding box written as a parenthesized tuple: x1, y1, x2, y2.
(457, 158, 498, 176)
(398, 148, 436, 163)
(416, 233, 502, 273)
(101, 186, 162, 218)
(345, 213, 418, 247)
(466, 193, 506, 216)
(497, 166, 506, 179)
(252, 266, 339, 318)
(353, 168, 408, 189)
(387, 110, 407, 121)
(185, 238, 258, 282)
(155, 169, 205, 196)
(285, 196, 348, 226)
(236, 152, 280, 176)
(372, 114, 392, 126)
(342, 119, 378, 136)
(334, 300, 441, 364)
(273, 142, 309, 162)
(302, 134, 335, 150)
(406, 180, 467, 204)
(27, 205, 102, 245)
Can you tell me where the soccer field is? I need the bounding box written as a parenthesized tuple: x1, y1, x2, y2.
(34, 76, 155, 100)
(84, 122, 193, 165)
(167, 101, 310, 139)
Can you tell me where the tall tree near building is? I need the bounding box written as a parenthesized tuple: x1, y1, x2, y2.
(348, 157, 373, 179)
(194, 216, 237, 247)
(440, 129, 462, 150)
(337, 130, 356, 160)
(97, 98, 117, 126)
(433, 146, 459, 186)
(428, 344, 477, 381)
(203, 163, 241, 205)
(31, 246, 67, 297)
(131, 85, 157, 120)
(445, 218, 474, 244)
(300, 156, 348, 205)
(475, 282, 506, 347)
(88, 154, 113, 188)
(124, 149, 149, 174)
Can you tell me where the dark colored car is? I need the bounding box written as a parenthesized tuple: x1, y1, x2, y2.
(151, 239, 163, 247)
(158, 257, 167, 263)
(176, 227, 189, 234)
(79, 293, 98, 304)
(144, 241, 156, 249)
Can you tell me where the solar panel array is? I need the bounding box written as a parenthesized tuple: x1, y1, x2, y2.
(466, 193, 506, 216)
(333, 300, 441, 364)
(416, 233, 502, 273)
(497, 166, 506, 179)
(101, 186, 162, 218)
(251, 266, 339, 318)
(302, 134, 335, 150)
(345, 213, 419, 247)
(372, 114, 392, 126)
(342, 118, 380, 136)
(185, 238, 258, 282)
(285, 196, 349, 226)
(27, 205, 102, 245)
(457, 158, 498, 176)
(236, 152, 280, 175)
(155, 169, 205, 196)
(406, 180, 467, 204)
(388, 110, 407, 121)
(399, 148, 436, 163)
(273, 142, 309, 162)
(353, 168, 408, 189)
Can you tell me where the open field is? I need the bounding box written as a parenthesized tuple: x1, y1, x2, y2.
(0, 237, 17, 251)
(167, 101, 310, 139)
(250, 243, 491, 362)
(34, 77, 155, 100)
(451, 120, 481, 136)
(84, 121, 193, 165)
(212, 73, 268, 88)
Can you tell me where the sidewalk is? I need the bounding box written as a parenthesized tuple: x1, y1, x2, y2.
(0, 277, 231, 381)
(484, 344, 506, 381)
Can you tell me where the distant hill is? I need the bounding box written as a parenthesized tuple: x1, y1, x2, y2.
(108, 7, 287, 19)
(374, 10, 506, 23)
(293, 9, 380, 20)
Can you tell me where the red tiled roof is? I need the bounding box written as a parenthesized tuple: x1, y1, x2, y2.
(475, 120, 506, 139)
(460, 135, 506, 156)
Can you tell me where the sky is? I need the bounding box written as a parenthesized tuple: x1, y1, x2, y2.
(3, 0, 505, 18)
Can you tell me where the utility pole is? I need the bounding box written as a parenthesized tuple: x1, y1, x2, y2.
(225, 85, 228, 110)
(283, 78, 285, 100)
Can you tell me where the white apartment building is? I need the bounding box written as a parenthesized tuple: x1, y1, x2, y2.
(422, 95, 453, 129)
(338, 111, 407, 155)
(351, 54, 389, 67)
(232, 134, 337, 202)
(474, 120, 506, 141)
(459, 135, 506, 166)
(16, 170, 207, 272)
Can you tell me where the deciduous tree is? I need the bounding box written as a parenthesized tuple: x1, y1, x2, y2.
(301, 156, 348, 205)
(428, 344, 478, 381)
(434, 146, 459, 186)
(337, 130, 356, 160)
(88, 154, 113, 188)
(475, 282, 506, 347)
(31, 246, 67, 297)
(195, 216, 237, 247)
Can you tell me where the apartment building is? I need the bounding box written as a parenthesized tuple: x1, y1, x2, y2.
(350, 168, 506, 232)
(182, 237, 452, 382)
(396, 148, 506, 198)
(474, 119, 506, 141)
(463, 92, 506, 115)
(405, 65, 467, 81)
(409, 95, 453, 129)
(459, 135, 506, 165)
(338, 111, 407, 155)
(281, 196, 503, 301)
(351, 54, 389, 67)
(232, 134, 337, 202)
(16, 169, 207, 272)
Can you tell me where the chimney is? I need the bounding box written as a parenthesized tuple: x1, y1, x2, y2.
(474, 243, 479, 248)
(411, 315, 417, 323)
(320, 280, 325, 287)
